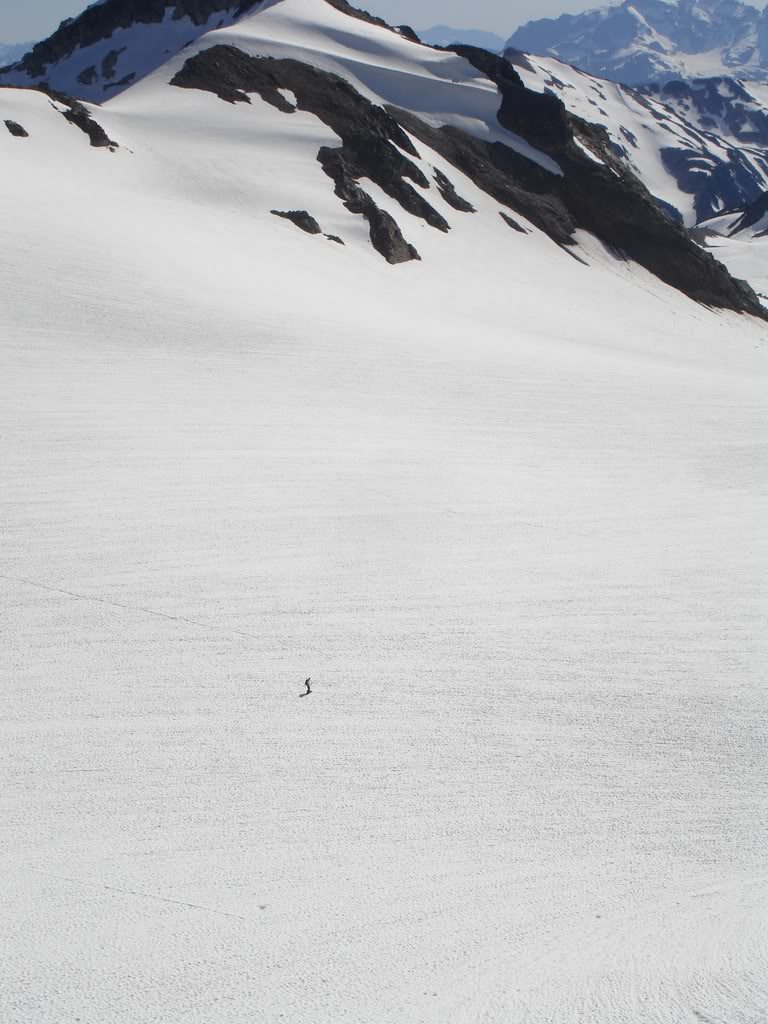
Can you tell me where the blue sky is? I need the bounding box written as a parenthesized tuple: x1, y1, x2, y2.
(0, 1, 601, 42)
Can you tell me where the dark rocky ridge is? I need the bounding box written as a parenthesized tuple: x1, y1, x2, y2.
(172, 47, 448, 230)
(388, 105, 575, 247)
(317, 147, 420, 263)
(170, 41, 763, 313)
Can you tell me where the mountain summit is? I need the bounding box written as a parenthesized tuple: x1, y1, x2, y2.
(508, 0, 768, 84)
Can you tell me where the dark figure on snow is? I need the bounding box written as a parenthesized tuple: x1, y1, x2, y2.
(304, 678, 312, 696)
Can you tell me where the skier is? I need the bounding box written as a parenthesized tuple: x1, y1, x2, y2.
(303, 677, 312, 696)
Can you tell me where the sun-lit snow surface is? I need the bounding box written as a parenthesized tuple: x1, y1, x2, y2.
(510, 51, 768, 225)
(1, 2, 768, 1022)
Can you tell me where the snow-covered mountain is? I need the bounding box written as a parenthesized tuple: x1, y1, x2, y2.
(640, 75, 768, 147)
(1, 3, 767, 1023)
(508, 0, 768, 85)
(507, 50, 768, 226)
(417, 25, 506, 51)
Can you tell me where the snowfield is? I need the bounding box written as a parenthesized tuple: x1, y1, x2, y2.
(1, 2, 767, 1022)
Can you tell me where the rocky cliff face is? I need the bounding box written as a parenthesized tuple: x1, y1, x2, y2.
(508, 0, 768, 85)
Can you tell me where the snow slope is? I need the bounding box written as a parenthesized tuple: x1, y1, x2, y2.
(1, 2, 767, 1022)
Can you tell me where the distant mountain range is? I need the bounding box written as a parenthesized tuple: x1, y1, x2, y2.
(417, 25, 505, 51)
(508, 0, 768, 84)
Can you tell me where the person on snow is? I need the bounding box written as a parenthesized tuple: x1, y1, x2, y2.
(304, 677, 312, 696)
